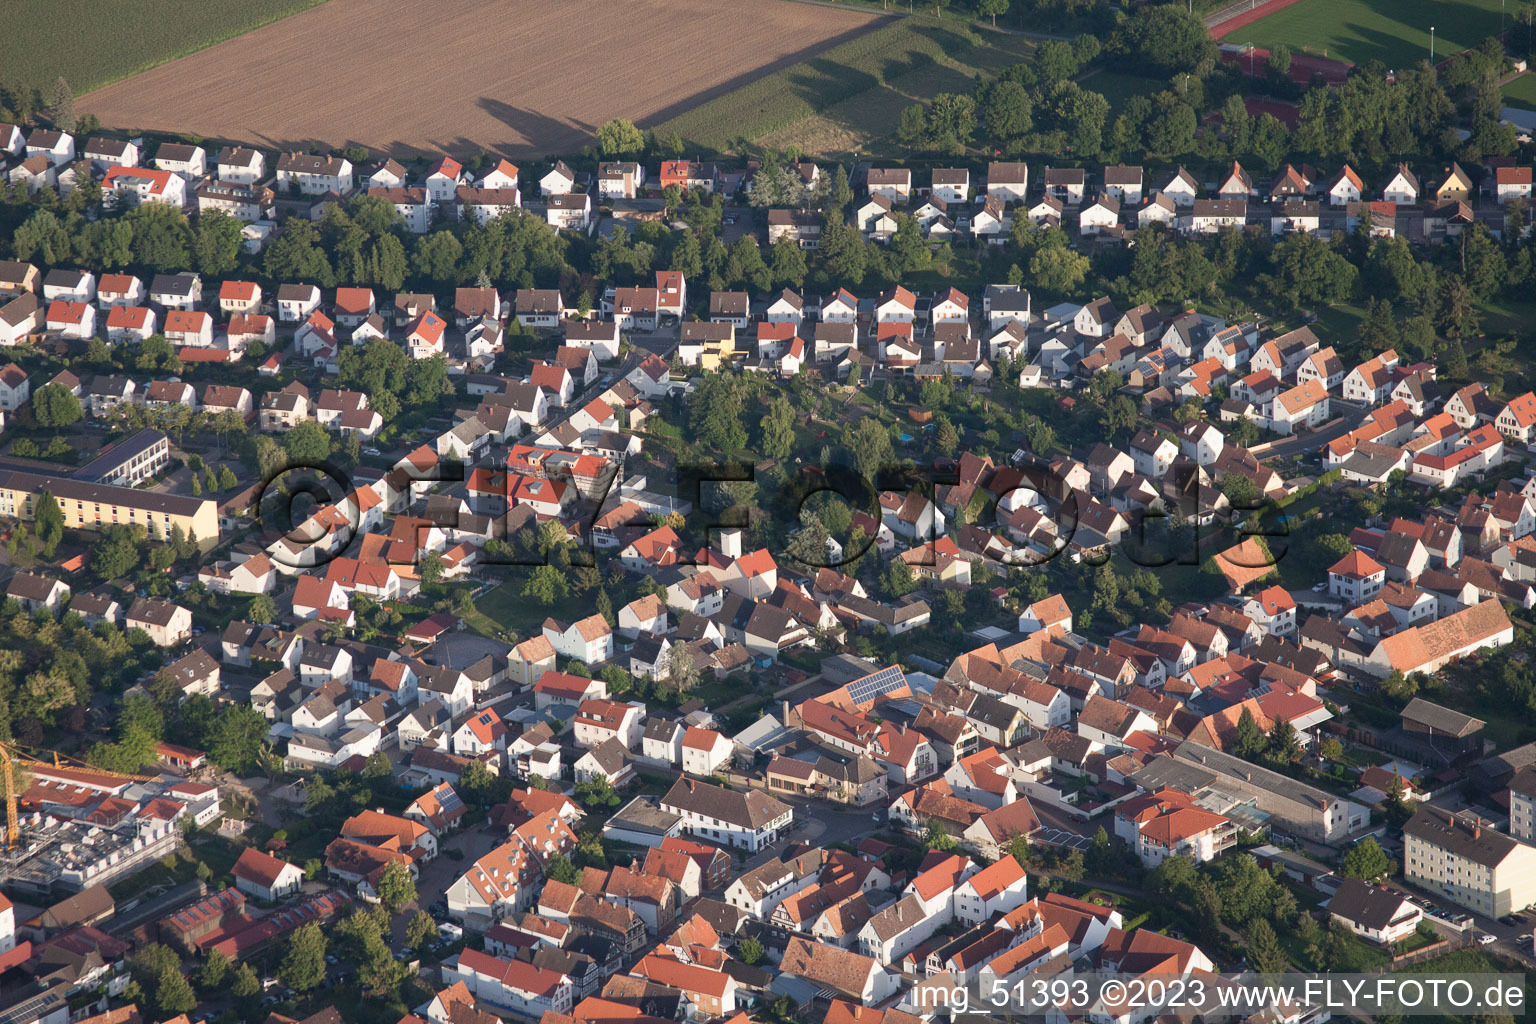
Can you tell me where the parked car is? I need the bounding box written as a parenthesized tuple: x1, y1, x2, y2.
(1478, 933, 1497, 946)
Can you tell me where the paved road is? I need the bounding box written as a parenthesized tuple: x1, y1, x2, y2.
(1260, 404, 1369, 462)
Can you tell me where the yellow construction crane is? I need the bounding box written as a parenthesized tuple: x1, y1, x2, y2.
(1, 744, 17, 848)
(0, 742, 159, 849)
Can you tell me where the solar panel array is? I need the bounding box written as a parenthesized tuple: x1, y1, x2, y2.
(844, 664, 907, 707)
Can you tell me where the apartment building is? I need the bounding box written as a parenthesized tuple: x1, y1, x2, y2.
(1403, 807, 1536, 918)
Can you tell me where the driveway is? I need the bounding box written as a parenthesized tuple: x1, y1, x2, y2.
(422, 631, 512, 671)
(1260, 404, 1369, 461)
(395, 823, 504, 944)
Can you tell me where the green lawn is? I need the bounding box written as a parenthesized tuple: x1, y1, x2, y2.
(475, 580, 595, 641)
(1220, 0, 1505, 70)
(10, 0, 332, 96)
(1504, 73, 1536, 111)
(659, 17, 1032, 156)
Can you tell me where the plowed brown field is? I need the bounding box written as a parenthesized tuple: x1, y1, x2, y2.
(79, 0, 880, 158)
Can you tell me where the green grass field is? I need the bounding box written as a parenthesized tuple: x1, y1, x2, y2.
(476, 580, 594, 641)
(1503, 72, 1536, 110)
(1219, 0, 1505, 70)
(9, 0, 331, 97)
(657, 17, 1032, 156)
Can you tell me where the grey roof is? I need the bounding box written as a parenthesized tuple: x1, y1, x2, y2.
(732, 714, 795, 752)
(75, 428, 166, 483)
(866, 892, 927, 941)
(1173, 740, 1354, 812)
(1401, 697, 1484, 738)
(661, 777, 790, 830)
(583, 736, 631, 775)
(1404, 807, 1524, 867)
(606, 795, 683, 837)
(1327, 877, 1415, 931)
(1127, 753, 1220, 794)
(150, 273, 198, 297)
(642, 716, 684, 742)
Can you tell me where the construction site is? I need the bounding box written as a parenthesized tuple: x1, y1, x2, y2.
(0, 748, 221, 896)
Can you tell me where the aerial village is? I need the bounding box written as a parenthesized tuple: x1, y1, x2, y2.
(0, 120, 1533, 1024)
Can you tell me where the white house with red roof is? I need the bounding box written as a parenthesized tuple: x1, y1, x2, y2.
(1329, 551, 1387, 604)
(1113, 789, 1235, 867)
(332, 286, 376, 327)
(1497, 392, 1536, 443)
(102, 166, 185, 208)
(408, 311, 448, 359)
(680, 727, 733, 776)
(567, 397, 618, 434)
(542, 615, 613, 665)
(452, 708, 510, 756)
(1018, 594, 1072, 635)
(105, 305, 156, 345)
(164, 309, 214, 348)
(1268, 378, 1330, 434)
(613, 597, 665, 643)
(232, 847, 305, 902)
(1496, 166, 1533, 202)
(574, 698, 645, 749)
(0, 365, 28, 413)
(953, 854, 1029, 925)
(528, 362, 574, 406)
(1342, 350, 1400, 406)
(721, 548, 778, 601)
(45, 300, 94, 339)
(942, 747, 1018, 809)
(218, 280, 261, 316)
(406, 781, 468, 835)
(425, 156, 463, 203)
(96, 272, 144, 308)
(228, 313, 275, 353)
(875, 286, 917, 324)
(532, 671, 607, 712)
(480, 159, 519, 190)
(930, 287, 969, 327)
(656, 270, 686, 317)
(291, 575, 352, 623)
(1242, 584, 1296, 637)
(1323, 165, 1364, 206)
(510, 474, 573, 518)
(447, 948, 573, 1017)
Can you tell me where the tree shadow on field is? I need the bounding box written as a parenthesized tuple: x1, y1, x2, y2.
(475, 98, 593, 156)
(639, 19, 892, 127)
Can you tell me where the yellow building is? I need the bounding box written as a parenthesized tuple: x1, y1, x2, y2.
(0, 470, 219, 543)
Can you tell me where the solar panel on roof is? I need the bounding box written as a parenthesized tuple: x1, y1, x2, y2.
(844, 665, 906, 706)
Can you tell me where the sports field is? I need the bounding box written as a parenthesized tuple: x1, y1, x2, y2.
(1504, 73, 1536, 111)
(9, 0, 332, 95)
(1219, 0, 1506, 70)
(658, 18, 1032, 157)
(79, 0, 879, 157)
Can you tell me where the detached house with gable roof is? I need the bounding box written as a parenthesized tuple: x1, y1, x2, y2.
(276, 152, 353, 194)
(232, 847, 304, 903)
(542, 615, 613, 665)
(660, 777, 792, 852)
